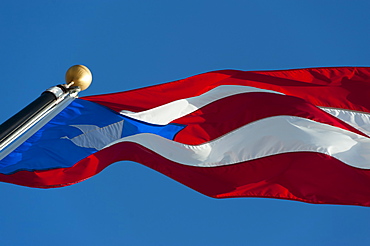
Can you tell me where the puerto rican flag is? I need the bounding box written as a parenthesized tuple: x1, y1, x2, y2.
(1, 67, 370, 207)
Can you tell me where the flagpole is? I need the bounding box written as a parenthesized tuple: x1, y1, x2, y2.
(0, 65, 92, 158)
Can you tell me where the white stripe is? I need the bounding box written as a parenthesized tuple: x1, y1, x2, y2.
(105, 116, 370, 169)
(120, 85, 284, 125)
(320, 107, 370, 137)
(120, 84, 370, 139)
(121, 85, 370, 136)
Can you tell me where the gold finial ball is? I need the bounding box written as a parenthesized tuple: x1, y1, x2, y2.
(65, 65, 92, 91)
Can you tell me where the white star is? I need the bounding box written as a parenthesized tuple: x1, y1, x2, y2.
(61, 120, 124, 150)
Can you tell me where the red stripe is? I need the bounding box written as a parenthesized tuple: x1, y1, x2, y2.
(172, 92, 367, 145)
(82, 67, 370, 113)
(2, 142, 370, 206)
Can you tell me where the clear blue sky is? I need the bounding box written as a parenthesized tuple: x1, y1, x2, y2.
(1, 1, 370, 245)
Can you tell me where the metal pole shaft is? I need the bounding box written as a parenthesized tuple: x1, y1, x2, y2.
(0, 91, 58, 142)
(0, 85, 79, 159)
(0, 65, 92, 160)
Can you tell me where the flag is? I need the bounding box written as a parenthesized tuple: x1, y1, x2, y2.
(1, 67, 370, 207)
